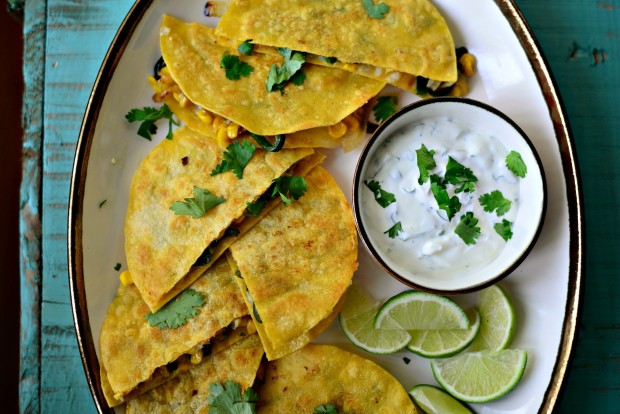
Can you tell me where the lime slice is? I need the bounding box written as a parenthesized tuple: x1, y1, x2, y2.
(406, 308, 480, 358)
(409, 384, 474, 414)
(468, 284, 516, 351)
(431, 349, 527, 403)
(374, 290, 469, 331)
(339, 284, 411, 354)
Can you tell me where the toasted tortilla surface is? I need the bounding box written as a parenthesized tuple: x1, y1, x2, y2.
(216, 0, 456, 83)
(229, 166, 357, 360)
(160, 15, 384, 136)
(256, 344, 417, 413)
(126, 334, 264, 414)
(99, 257, 249, 406)
(125, 125, 313, 311)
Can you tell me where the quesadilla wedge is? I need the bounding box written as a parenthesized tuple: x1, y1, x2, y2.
(228, 166, 357, 360)
(215, 0, 457, 92)
(126, 334, 264, 414)
(125, 125, 321, 311)
(160, 15, 384, 136)
(256, 344, 418, 413)
(99, 257, 254, 407)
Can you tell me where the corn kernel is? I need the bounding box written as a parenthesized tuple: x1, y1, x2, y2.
(450, 74, 469, 97)
(190, 349, 203, 365)
(327, 121, 347, 138)
(246, 320, 257, 335)
(119, 270, 133, 286)
(459, 53, 476, 77)
(226, 124, 240, 139)
(342, 115, 360, 132)
(197, 108, 213, 124)
(216, 128, 229, 147)
(173, 92, 189, 107)
(212, 116, 225, 129)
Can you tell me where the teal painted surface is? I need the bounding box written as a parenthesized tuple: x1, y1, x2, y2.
(19, 0, 618, 413)
(515, 1, 620, 411)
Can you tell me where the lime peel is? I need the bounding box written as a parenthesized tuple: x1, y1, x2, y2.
(468, 284, 517, 351)
(409, 384, 474, 414)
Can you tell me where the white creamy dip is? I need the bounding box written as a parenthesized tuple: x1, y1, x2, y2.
(360, 116, 521, 279)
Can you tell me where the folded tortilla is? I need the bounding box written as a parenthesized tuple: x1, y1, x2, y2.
(126, 334, 264, 414)
(99, 257, 253, 407)
(256, 344, 418, 413)
(215, 0, 457, 89)
(228, 166, 357, 360)
(160, 15, 384, 136)
(125, 125, 318, 311)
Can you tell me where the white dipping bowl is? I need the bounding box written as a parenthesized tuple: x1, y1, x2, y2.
(353, 97, 546, 294)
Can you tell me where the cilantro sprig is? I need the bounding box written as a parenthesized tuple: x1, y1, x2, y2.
(266, 48, 306, 93)
(314, 403, 339, 414)
(373, 95, 398, 123)
(211, 140, 256, 179)
(221, 53, 254, 80)
(170, 186, 225, 218)
(444, 157, 478, 193)
(416, 144, 436, 185)
(494, 219, 513, 241)
(237, 39, 254, 56)
(430, 174, 462, 221)
(479, 190, 512, 216)
(454, 212, 481, 245)
(362, 0, 390, 18)
(125, 103, 178, 140)
(145, 288, 205, 329)
(384, 221, 403, 238)
(506, 150, 527, 178)
(207, 380, 258, 414)
(364, 180, 396, 208)
(271, 176, 307, 206)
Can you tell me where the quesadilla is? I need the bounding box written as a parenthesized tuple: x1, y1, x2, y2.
(125, 125, 321, 311)
(228, 166, 357, 360)
(126, 334, 264, 414)
(215, 0, 457, 92)
(256, 344, 418, 413)
(160, 15, 384, 136)
(99, 257, 253, 407)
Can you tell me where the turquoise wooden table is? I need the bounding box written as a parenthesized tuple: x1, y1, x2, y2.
(18, 0, 617, 412)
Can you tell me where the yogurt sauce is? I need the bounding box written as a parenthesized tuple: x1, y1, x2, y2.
(361, 116, 520, 279)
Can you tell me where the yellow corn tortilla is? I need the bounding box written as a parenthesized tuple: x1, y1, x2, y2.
(216, 0, 457, 85)
(126, 334, 264, 414)
(160, 15, 384, 136)
(99, 257, 252, 407)
(228, 166, 357, 360)
(125, 125, 315, 311)
(256, 344, 418, 413)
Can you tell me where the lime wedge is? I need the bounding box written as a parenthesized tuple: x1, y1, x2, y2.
(431, 349, 527, 403)
(468, 284, 516, 351)
(409, 384, 474, 414)
(339, 284, 411, 354)
(407, 308, 480, 358)
(374, 290, 469, 331)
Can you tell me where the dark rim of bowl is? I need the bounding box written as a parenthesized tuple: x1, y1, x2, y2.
(352, 96, 548, 295)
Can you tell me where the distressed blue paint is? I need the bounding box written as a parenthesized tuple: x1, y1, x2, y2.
(19, 0, 620, 413)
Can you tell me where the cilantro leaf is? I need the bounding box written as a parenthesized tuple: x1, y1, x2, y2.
(266, 48, 306, 92)
(494, 219, 513, 241)
(416, 144, 436, 184)
(211, 140, 256, 179)
(479, 190, 512, 216)
(244, 198, 268, 217)
(384, 221, 403, 238)
(506, 150, 527, 178)
(430, 174, 461, 221)
(208, 380, 258, 414)
(125, 103, 178, 140)
(98, 199, 107, 208)
(364, 180, 396, 208)
(320, 56, 338, 64)
(314, 403, 339, 414)
(454, 212, 481, 245)
(237, 39, 254, 56)
(271, 176, 307, 206)
(373, 95, 398, 123)
(170, 186, 226, 218)
(444, 157, 478, 193)
(145, 288, 205, 329)
(362, 0, 390, 19)
(221, 53, 254, 80)
(114, 263, 121, 271)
